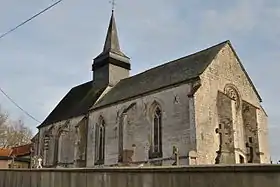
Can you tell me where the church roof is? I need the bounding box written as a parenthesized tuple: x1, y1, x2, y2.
(91, 40, 229, 110)
(38, 81, 106, 128)
(38, 40, 262, 128)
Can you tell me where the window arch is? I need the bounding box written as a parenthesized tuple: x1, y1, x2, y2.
(224, 83, 241, 109)
(57, 129, 72, 166)
(149, 104, 163, 159)
(53, 120, 76, 168)
(95, 117, 105, 165)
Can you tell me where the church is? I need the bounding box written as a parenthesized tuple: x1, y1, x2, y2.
(33, 11, 270, 168)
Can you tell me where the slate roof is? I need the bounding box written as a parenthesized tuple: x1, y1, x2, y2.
(38, 81, 106, 128)
(38, 40, 262, 128)
(91, 40, 229, 109)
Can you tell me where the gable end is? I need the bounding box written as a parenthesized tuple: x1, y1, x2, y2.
(226, 41, 262, 102)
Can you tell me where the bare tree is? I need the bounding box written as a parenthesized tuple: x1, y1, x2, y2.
(0, 106, 9, 147)
(0, 106, 33, 148)
(0, 106, 8, 125)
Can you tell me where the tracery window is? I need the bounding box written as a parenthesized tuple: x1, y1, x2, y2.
(95, 117, 105, 164)
(149, 106, 163, 159)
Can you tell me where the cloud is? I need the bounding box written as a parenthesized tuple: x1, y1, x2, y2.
(0, 0, 279, 160)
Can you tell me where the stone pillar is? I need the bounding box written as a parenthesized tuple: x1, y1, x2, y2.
(256, 107, 270, 163)
(188, 150, 197, 165)
(43, 134, 50, 166)
(121, 114, 134, 164)
(242, 101, 260, 163)
(188, 96, 197, 150)
(74, 119, 87, 167)
(118, 114, 124, 162)
(215, 91, 235, 164)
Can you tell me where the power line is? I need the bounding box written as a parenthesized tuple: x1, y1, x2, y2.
(0, 0, 63, 40)
(0, 1, 63, 123)
(0, 87, 41, 123)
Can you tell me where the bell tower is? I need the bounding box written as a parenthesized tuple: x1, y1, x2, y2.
(92, 10, 130, 86)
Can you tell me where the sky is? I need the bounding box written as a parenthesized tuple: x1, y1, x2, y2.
(0, 0, 279, 161)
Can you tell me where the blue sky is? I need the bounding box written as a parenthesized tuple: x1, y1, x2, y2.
(0, 0, 279, 161)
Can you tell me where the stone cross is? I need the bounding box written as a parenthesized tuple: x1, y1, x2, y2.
(246, 137, 254, 163)
(172, 146, 179, 166)
(37, 158, 43, 169)
(215, 121, 231, 151)
(215, 119, 236, 164)
(216, 124, 224, 149)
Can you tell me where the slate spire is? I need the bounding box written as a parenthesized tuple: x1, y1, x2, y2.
(103, 11, 120, 53)
(94, 10, 127, 59)
(94, 10, 129, 60)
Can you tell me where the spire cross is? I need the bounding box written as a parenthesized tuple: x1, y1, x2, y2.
(109, 0, 116, 12)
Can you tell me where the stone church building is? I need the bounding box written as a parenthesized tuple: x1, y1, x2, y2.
(34, 11, 270, 168)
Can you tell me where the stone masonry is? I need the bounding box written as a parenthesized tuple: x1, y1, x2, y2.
(34, 12, 270, 167)
(194, 43, 270, 164)
(87, 83, 196, 167)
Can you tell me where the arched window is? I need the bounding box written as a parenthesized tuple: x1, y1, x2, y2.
(43, 134, 50, 151)
(57, 130, 70, 165)
(95, 117, 105, 165)
(150, 106, 163, 159)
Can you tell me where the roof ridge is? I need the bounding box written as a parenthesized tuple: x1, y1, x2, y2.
(120, 40, 229, 82)
(92, 40, 229, 109)
(70, 80, 93, 90)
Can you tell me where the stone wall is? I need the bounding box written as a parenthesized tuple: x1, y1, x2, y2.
(0, 165, 280, 187)
(36, 43, 270, 167)
(257, 106, 270, 163)
(87, 83, 196, 166)
(38, 116, 84, 167)
(194, 43, 270, 164)
(216, 91, 235, 164)
(242, 101, 260, 163)
(75, 117, 88, 167)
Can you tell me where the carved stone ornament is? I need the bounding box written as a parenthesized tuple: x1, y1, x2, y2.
(224, 84, 240, 109)
(174, 95, 179, 104)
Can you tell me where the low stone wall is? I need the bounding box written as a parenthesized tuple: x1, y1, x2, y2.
(0, 164, 279, 187)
